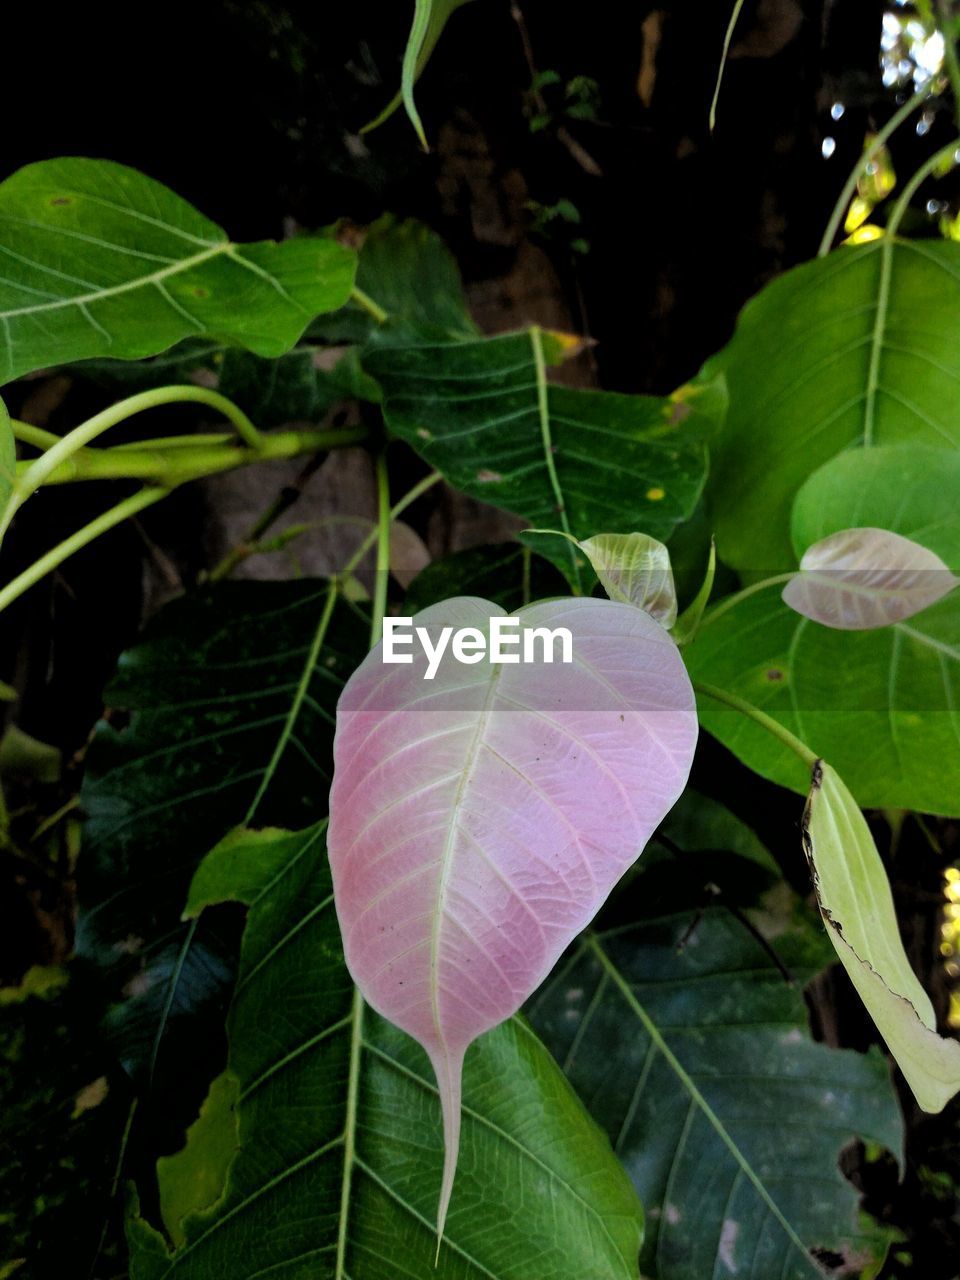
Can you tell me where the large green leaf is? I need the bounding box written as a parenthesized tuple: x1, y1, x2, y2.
(0, 158, 356, 384)
(75, 215, 472, 418)
(78, 581, 367, 1079)
(528, 843, 903, 1280)
(128, 824, 645, 1280)
(687, 443, 960, 812)
(368, 329, 722, 586)
(704, 239, 960, 572)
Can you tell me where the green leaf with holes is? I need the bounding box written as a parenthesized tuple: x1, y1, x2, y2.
(686, 443, 960, 813)
(367, 329, 722, 587)
(127, 824, 645, 1280)
(703, 239, 960, 573)
(527, 843, 902, 1280)
(0, 157, 356, 385)
(78, 581, 367, 1086)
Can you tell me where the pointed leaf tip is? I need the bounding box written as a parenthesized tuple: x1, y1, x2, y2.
(328, 594, 698, 1225)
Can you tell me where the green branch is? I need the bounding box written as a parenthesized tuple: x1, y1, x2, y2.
(818, 82, 933, 257)
(692, 679, 818, 768)
(370, 452, 392, 648)
(887, 136, 960, 234)
(15, 426, 367, 488)
(0, 487, 170, 615)
(2, 385, 267, 537)
(350, 286, 389, 325)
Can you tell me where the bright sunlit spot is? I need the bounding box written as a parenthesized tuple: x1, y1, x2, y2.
(881, 6, 946, 90)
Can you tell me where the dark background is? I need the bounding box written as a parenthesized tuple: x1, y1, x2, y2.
(3, 1, 960, 1275)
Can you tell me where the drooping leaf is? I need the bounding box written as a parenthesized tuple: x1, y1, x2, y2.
(363, 0, 476, 147)
(802, 760, 960, 1112)
(782, 526, 958, 629)
(579, 531, 677, 625)
(0, 158, 357, 384)
(368, 329, 722, 586)
(528, 839, 903, 1280)
(78, 581, 367, 1083)
(687, 446, 960, 813)
(128, 824, 645, 1280)
(703, 239, 960, 572)
(329, 594, 698, 1232)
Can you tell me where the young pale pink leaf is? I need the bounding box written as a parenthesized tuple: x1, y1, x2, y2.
(578, 531, 678, 626)
(328, 595, 697, 1237)
(782, 526, 959, 629)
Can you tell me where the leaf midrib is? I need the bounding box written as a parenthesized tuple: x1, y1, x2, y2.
(587, 933, 828, 1279)
(0, 242, 225, 320)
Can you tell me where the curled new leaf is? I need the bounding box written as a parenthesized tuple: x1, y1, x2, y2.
(783, 526, 959, 630)
(802, 759, 960, 1112)
(328, 595, 698, 1236)
(578, 532, 678, 626)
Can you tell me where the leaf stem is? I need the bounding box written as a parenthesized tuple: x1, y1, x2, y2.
(692, 679, 819, 768)
(11, 420, 62, 451)
(369, 452, 392, 649)
(350, 286, 389, 325)
(3, 385, 265, 536)
(529, 326, 582, 593)
(886, 136, 960, 235)
(818, 82, 933, 257)
(697, 572, 795, 629)
(709, 0, 746, 133)
(0, 486, 170, 615)
(14, 427, 368, 488)
(342, 470, 443, 578)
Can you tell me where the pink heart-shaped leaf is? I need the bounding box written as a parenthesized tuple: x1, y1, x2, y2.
(328, 595, 697, 1235)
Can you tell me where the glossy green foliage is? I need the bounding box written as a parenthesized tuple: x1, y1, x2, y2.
(76, 215, 472, 418)
(369, 330, 723, 584)
(528, 840, 903, 1280)
(687, 443, 960, 813)
(78, 581, 367, 1079)
(705, 240, 960, 572)
(404, 543, 570, 613)
(0, 158, 356, 384)
(128, 825, 645, 1280)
